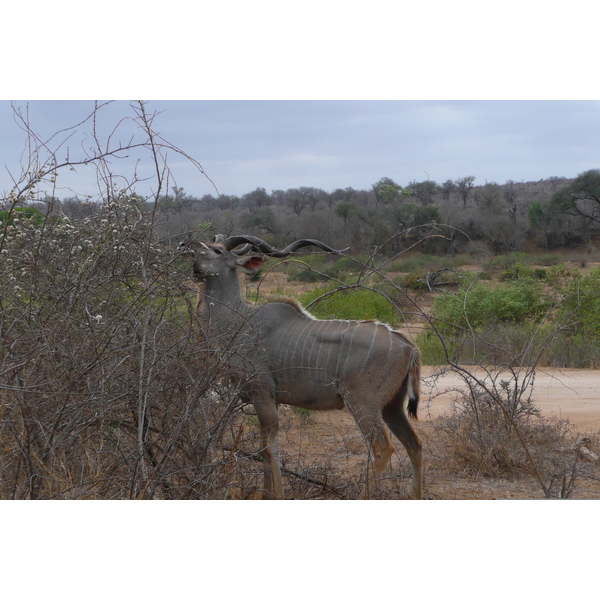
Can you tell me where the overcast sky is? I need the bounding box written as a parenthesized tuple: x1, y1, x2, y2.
(2, 99, 599, 201)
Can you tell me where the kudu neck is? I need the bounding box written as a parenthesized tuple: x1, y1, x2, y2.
(201, 268, 252, 317)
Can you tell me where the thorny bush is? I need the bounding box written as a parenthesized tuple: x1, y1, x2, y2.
(0, 198, 266, 499)
(428, 370, 588, 497)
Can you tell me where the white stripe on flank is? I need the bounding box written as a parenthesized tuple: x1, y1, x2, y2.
(339, 322, 359, 380)
(359, 322, 379, 375)
(323, 321, 338, 385)
(304, 319, 326, 370)
(298, 321, 312, 369)
(281, 319, 305, 369)
(286, 318, 314, 371)
(309, 320, 327, 376)
(334, 321, 352, 380)
(387, 324, 394, 370)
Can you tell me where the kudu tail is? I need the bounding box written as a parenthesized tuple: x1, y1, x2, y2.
(406, 346, 421, 420)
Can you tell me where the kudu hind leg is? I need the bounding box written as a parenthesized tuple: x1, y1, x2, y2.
(253, 399, 284, 499)
(347, 404, 393, 498)
(382, 397, 423, 499)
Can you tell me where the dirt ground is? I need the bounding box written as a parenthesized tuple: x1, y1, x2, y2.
(420, 366, 600, 435)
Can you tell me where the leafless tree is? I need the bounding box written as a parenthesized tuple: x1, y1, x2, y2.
(456, 175, 476, 208)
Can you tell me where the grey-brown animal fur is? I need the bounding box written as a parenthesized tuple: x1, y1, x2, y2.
(186, 234, 422, 499)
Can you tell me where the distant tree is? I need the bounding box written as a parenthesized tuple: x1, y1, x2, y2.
(528, 201, 544, 229)
(158, 186, 197, 213)
(550, 169, 600, 224)
(354, 189, 373, 206)
(406, 179, 439, 206)
(527, 200, 552, 247)
(455, 175, 476, 208)
(372, 177, 403, 207)
(392, 202, 438, 229)
(172, 186, 197, 211)
(331, 187, 357, 204)
(504, 180, 517, 203)
(298, 186, 327, 212)
(473, 182, 502, 214)
(241, 207, 277, 234)
(441, 179, 456, 202)
(242, 187, 272, 209)
(504, 180, 518, 224)
(199, 194, 218, 210)
(548, 176, 566, 194)
(286, 189, 309, 217)
(475, 209, 516, 254)
(321, 190, 337, 210)
(334, 201, 357, 230)
(215, 194, 240, 210)
(60, 196, 101, 219)
(330, 188, 342, 202)
(270, 189, 286, 206)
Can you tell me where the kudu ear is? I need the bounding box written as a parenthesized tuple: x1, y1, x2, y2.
(236, 255, 268, 273)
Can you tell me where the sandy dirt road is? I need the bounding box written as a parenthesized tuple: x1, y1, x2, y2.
(420, 366, 600, 434)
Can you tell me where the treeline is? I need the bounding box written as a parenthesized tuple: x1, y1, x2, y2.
(46, 170, 600, 255)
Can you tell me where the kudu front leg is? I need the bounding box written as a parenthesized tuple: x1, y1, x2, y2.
(253, 398, 284, 499)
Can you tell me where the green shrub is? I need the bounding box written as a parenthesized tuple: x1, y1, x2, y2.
(418, 322, 547, 366)
(416, 330, 448, 365)
(431, 279, 552, 336)
(542, 332, 600, 368)
(537, 254, 562, 266)
(556, 266, 600, 339)
(388, 253, 468, 273)
(398, 273, 429, 291)
(294, 253, 328, 269)
(287, 268, 328, 283)
(287, 254, 370, 283)
(324, 255, 370, 278)
(299, 283, 402, 326)
(499, 264, 536, 281)
(490, 252, 533, 268)
(0, 206, 45, 228)
(388, 254, 433, 272)
(419, 265, 600, 369)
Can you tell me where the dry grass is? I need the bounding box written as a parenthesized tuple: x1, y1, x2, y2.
(196, 401, 599, 500)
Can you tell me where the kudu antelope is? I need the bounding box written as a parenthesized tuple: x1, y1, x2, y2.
(184, 234, 422, 499)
